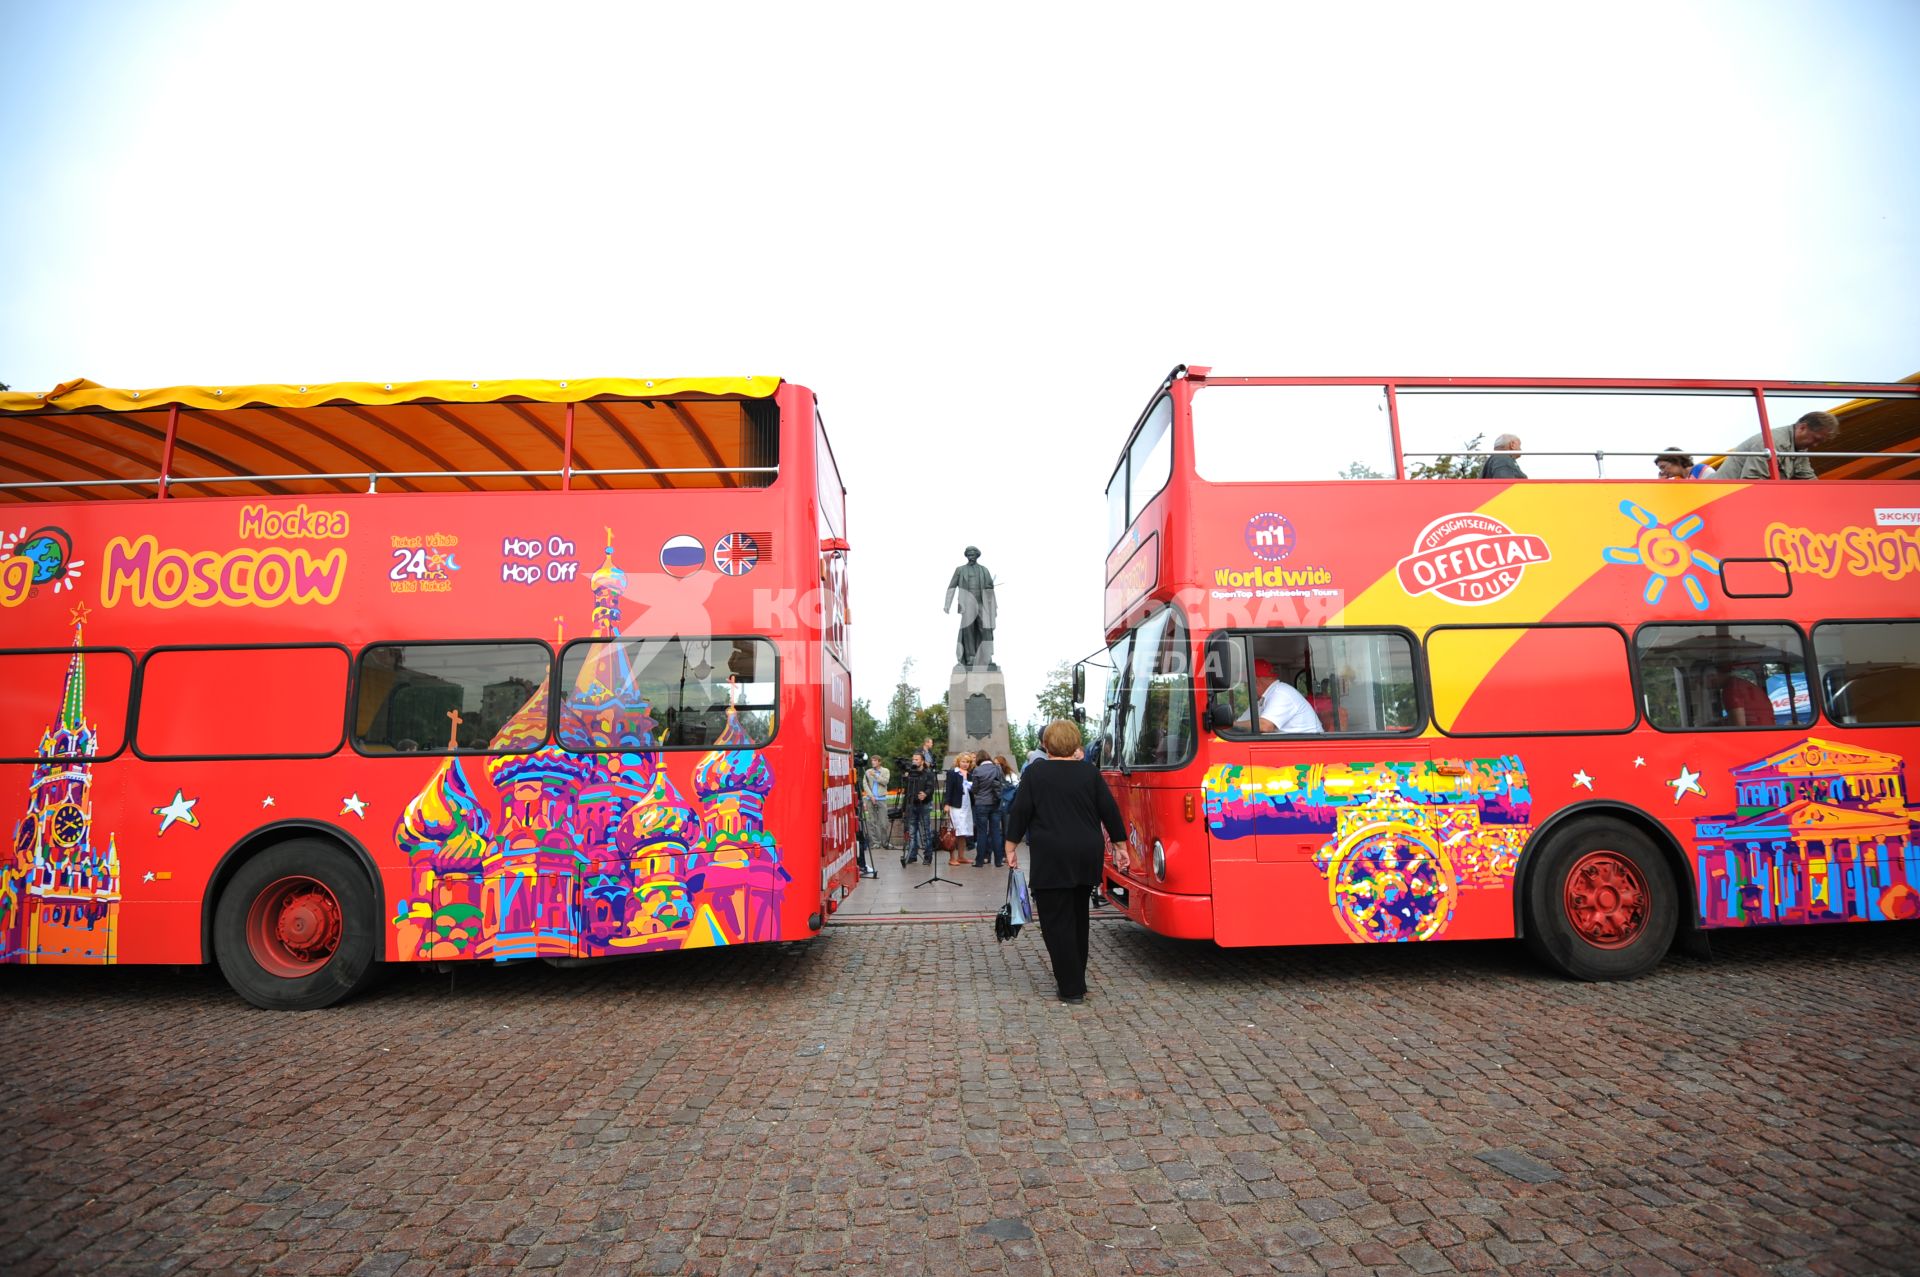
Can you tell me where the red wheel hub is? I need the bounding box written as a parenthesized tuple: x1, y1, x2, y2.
(246, 876, 343, 977)
(1563, 850, 1650, 949)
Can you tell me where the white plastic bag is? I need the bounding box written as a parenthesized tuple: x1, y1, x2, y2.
(1007, 868, 1034, 927)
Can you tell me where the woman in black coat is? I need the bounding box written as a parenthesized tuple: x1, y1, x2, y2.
(1004, 720, 1128, 1003)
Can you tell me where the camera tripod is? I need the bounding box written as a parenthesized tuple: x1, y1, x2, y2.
(913, 814, 962, 889)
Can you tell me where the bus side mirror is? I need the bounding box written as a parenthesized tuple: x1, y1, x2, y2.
(1071, 664, 1086, 706)
(1208, 701, 1235, 730)
(1073, 706, 1086, 726)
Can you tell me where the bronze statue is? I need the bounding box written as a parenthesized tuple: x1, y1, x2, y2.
(943, 546, 997, 670)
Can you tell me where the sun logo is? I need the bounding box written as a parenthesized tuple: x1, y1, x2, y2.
(1601, 501, 1721, 610)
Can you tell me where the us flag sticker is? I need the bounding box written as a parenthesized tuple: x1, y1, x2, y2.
(714, 532, 760, 576)
(660, 534, 704, 577)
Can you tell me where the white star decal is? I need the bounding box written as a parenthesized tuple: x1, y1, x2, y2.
(143, 871, 156, 883)
(1667, 765, 1705, 803)
(153, 789, 200, 835)
(1572, 769, 1594, 791)
(340, 793, 368, 819)
(261, 796, 276, 808)
(1633, 757, 1646, 768)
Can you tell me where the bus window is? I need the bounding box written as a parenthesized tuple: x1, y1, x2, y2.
(355, 642, 553, 753)
(1100, 630, 1130, 761)
(1813, 621, 1920, 725)
(1635, 623, 1814, 731)
(0, 648, 134, 762)
(140, 645, 350, 759)
(558, 637, 777, 751)
(1127, 396, 1173, 525)
(1116, 608, 1193, 769)
(1429, 625, 1636, 735)
(1107, 394, 1172, 548)
(1191, 385, 1395, 482)
(1213, 630, 1418, 736)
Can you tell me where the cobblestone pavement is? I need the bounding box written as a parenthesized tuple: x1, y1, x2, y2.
(3, 922, 1917, 1276)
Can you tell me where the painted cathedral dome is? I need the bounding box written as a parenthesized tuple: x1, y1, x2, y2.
(398, 755, 491, 861)
(612, 775, 701, 860)
(694, 748, 773, 803)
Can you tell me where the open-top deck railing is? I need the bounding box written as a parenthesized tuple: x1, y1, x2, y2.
(0, 390, 782, 502)
(1181, 374, 1920, 483)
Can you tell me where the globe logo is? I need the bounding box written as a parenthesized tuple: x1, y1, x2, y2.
(1244, 512, 1296, 563)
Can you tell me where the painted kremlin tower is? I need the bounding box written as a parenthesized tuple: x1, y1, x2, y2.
(2, 605, 121, 965)
(393, 530, 785, 960)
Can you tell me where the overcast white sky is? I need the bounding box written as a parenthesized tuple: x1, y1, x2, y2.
(3, 0, 1916, 724)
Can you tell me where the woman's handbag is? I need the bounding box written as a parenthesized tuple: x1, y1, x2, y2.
(938, 826, 957, 854)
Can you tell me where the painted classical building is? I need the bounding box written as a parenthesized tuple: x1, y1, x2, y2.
(1693, 738, 1920, 926)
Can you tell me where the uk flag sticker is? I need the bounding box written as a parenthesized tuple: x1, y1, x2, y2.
(714, 532, 759, 576)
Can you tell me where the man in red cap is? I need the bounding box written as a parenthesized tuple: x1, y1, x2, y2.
(1250, 658, 1323, 734)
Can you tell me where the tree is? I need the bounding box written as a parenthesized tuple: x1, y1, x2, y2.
(852, 698, 882, 759)
(1033, 660, 1077, 725)
(1409, 433, 1485, 480)
(910, 702, 947, 764)
(871, 658, 938, 766)
(1339, 460, 1384, 479)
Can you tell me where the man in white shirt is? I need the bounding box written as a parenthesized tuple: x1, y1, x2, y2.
(1252, 659, 1324, 734)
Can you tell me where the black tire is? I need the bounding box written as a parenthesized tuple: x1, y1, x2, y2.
(1523, 817, 1678, 981)
(214, 839, 380, 1010)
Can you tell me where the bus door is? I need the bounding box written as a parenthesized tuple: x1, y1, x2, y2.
(1205, 630, 1431, 946)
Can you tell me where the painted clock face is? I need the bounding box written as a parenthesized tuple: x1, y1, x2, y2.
(47, 802, 86, 849)
(12, 819, 32, 854)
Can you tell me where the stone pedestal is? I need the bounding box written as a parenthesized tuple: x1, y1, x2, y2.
(946, 667, 1012, 768)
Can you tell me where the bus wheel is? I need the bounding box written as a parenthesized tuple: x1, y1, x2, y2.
(1523, 818, 1677, 981)
(215, 840, 379, 1010)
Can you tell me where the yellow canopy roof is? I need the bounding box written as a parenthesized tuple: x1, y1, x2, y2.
(0, 375, 777, 415)
(0, 376, 784, 503)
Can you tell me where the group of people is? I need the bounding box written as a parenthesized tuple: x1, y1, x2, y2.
(1475, 410, 1842, 481)
(853, 721, 1127, 1004)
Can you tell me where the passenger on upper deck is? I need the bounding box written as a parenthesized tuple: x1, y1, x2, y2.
(1477, 434, 1526, 480)
(1249, 659, 1324, 734)
(1655, 449, 1694, 480)
(1716, 411, 1839, 481)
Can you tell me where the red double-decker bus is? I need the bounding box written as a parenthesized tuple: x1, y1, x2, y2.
(0, 375, 857, 1008)
(1096, 367, 1919, 979)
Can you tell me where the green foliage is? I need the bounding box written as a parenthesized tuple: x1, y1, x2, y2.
(1034, 660, 1077, 726)
(1339, 460, 1385, 479)
(1409, 433, 1485, 480)
(865, 658, 952, 767)
(911, 702, 947, 764)
(852, 698, 882, 759)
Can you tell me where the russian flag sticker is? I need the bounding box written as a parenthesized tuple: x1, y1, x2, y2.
(660, 534, 705, 577)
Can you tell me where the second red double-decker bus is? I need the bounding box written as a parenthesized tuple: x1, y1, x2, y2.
(0, 374, 857, 1007)
(1097, 366, 1919, 978)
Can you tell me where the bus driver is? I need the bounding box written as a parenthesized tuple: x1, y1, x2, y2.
(1249, 658, 1324, 734)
